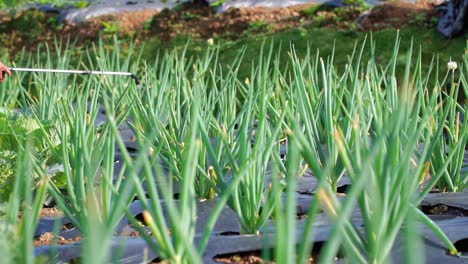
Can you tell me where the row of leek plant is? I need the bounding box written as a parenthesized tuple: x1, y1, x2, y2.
(198, 45, 287, 234)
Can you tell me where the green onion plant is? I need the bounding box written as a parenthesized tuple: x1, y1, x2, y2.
(426, 56, 468, 192)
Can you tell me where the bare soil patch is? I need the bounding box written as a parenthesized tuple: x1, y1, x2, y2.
(357, 1, 437, 31)
(214, 250, 318, 263)
(40, 207, 64, 218)
(34, 232, 81, 246)
(149, 2, 312, 40)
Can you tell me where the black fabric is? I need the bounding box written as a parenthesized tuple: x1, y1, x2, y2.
(437, 0, 468, 38)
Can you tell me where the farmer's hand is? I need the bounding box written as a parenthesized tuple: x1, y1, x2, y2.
(0, 61, 11, 82)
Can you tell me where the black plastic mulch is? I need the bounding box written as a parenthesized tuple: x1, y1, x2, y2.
(31, 109, 468, 263)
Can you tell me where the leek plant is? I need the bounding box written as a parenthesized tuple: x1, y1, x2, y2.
(198, 46, 287, 234)
(289, 41, 369, 193)
(427, 57, 468, 192)
(319, 100, 431, 263)
(269, 134, 301, 263)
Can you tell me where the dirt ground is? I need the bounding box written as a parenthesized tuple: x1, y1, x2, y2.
(213, 249, 319, 263)
(356, 1, 437, 31)
(0, 1, 438, 54)
(34, 232, 81, 247)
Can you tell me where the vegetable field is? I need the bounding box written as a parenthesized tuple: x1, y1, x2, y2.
(0, 35, 467, 263)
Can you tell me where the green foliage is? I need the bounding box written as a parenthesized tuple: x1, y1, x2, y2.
(0, 220, 16, 263)
(0, 141, 48, 264)
(301, 4, 326, 17)
(0, 108, 62, 202)
(0, 151, 16, 201)
(342, 0, 370, 8)
(0, 9, 55, 42)
(181, 10, 203, 20)
(0, 34, 465, 262)
(427, 56, 468, 192)
(101, 21, 120, 35)
(0, 108, 40, 151)
(0, 0, 86, 13)
(210, 0, 226, 8)
(0, 0, 29, 9)
(73, 0, 88, 8)
(143, 18, 153, 30)
(248, 20, 272, 33)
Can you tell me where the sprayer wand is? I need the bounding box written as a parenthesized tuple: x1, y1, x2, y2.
(8, 67, 140, 84)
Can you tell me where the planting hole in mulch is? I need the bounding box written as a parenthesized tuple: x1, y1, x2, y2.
(259, 206, 312, 220)
(131, 213, 169, 236)
(336, 184, 351, 194)
(420, 204, 468, 217)
(216, 231, 241, 236)
(213, 249, 275, 264)
(134, 213, 148, 226)
(132, 193, 152, 201)
(120, 230, 142, 237)
(296, 205, 316, 219)
(150, 257, 162, 263)
(213, 241, 339, 263)
(172, 192, 181, 200)
(61, 222, 75, 231)
(151, 256, 174, 263)
(61, 258, 81, 264)
(450, 238, 468, 256)
(280, 153, 286, 160)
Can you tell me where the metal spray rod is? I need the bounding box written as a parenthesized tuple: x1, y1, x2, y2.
(8, 67, 140, 84)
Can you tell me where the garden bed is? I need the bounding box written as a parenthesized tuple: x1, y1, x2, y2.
(0, 1, 467, 263)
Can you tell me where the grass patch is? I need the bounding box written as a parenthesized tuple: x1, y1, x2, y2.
(142, 26, 466, 82)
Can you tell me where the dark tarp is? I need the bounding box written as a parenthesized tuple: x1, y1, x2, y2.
(437, 0, 468, 38)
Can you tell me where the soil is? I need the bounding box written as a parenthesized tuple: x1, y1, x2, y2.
(214, 252, 276, 264)
(0, 1, 439, 55)
(213, 241, 331, 263)
(356, 1, 437, 31)
(421, 204, 468, 217)
(39, 207, 64, 218)
(213, 250, 317, 264)
(34, 232, 81, 246)
(149, 2, 311, 41)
